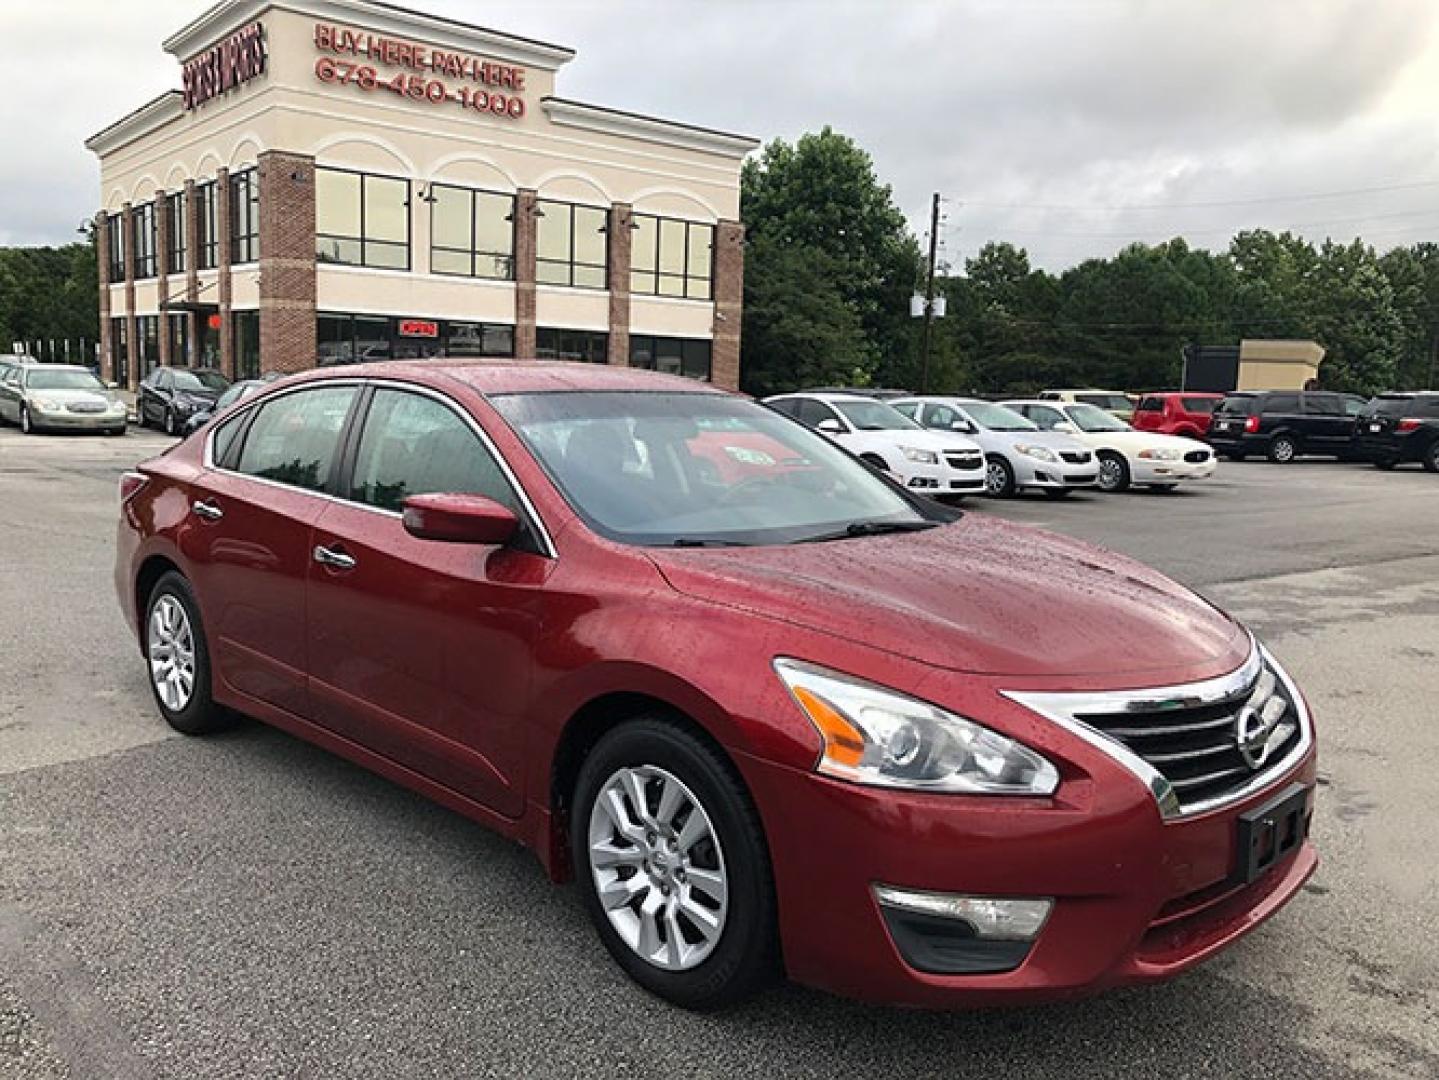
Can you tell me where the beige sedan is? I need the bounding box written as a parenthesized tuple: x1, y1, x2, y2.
(0, 364, 129, 435)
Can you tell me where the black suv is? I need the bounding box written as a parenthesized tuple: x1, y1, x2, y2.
(1353, 392, 1439, 472)
(1207, 390, 1369, 462)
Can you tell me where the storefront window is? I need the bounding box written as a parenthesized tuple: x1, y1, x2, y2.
(536, 200, 607, 289)
(131, 203, 157, 279)
(106, 214, 125, 282)
(629, 335, 712, 380)
(166, 313, 190, 367)
(536, 327, 608, 364)
(430, 184, 514, 280)
(196, 181, 218, 270)
(234, 310, 260, 379)
(230, 168, 259, 264)
(111, 317, 128, 385)
(167, 193, 186, 274)
(631, 215, 713, 300)
(318, 312, 515, 363)
(135, 314, 160, 378)
(316, 168, 410, 270)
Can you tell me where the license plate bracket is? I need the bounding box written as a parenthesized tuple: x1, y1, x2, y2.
(1235, 782, 1310, 884)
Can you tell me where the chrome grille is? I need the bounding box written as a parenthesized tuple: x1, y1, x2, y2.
(945, 451, 983, 470)
(67, 401, 106, 414)
(1004, 644, 1311, 819)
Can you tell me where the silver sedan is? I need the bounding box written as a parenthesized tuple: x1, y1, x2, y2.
(0, 364, 129, 435)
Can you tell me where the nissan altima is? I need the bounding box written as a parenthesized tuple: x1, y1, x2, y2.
(116, 361, 1316, 1010)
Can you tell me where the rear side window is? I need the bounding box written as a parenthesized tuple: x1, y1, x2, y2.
(765, 398, 799, 418)
(1181, 397, 1217, 413)
(796, 398, 841, 429)
(1216, 396, 1255, 415)
(1262, 393, 1300, 414)
(1304, 394, 1343, 416)
(1137, 397, 1163, 412)
(348, 388, 519, 515)
(234, 386, 358, 492)
(211, 413, 247, 468)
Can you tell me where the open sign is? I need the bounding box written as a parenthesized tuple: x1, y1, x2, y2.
(398, 319, 439, 338)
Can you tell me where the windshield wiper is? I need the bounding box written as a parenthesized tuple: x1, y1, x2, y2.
(669, 538, 752, 548)
(794, 520, 940, 544)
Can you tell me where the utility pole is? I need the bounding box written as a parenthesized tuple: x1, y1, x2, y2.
(920, 191, 940, 394)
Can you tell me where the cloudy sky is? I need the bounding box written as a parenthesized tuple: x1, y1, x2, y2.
(3, 0, 1436, 269)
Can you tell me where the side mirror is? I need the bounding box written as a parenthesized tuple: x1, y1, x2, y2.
(402, 492, 519, 545)
(816, 418, 844, 435)
(950, 419, 976, 434)
(1053, 421, 1078, 434)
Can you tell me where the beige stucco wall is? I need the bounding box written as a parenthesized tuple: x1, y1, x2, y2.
(1236, 360, 1321, 392)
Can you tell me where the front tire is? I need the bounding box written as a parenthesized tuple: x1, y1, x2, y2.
(1096, 451, 1130, 492)
(1424, 442, 1439, 474)
(164, 408, 179, 436)
(20, 406, 35, 435)
(572, 717, 779, 1010)
(143, 572, 232, 735)
(984, 455, 1017, 497)
(1268, 434, 1298, 463)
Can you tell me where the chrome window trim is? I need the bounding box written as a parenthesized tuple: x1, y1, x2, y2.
(1003, 637, 1314, 821)
(203, 376, 557, 559)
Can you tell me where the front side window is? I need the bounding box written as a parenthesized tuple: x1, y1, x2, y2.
(629, 335, 711, 380)
(957, 401, 1034, 431)
(230, 168, 259, 264)
(1076, 393, 1131, 411)
(234, 386, 358, 492)
(491, 391, 930, 547)
(317, 168, 410, 269)
(1264, 393, 1300, 414)
(795, 398, 843, 430)
(536, 200, 607, 289)
(430, 184, 514, 280)
(1181, 397, 1217, 414)
(131, 203, 157, 279)
(1066, 403, 1130, 432)
(631, 215, 713, 300)
(349, 389, 520, 517)
(1137, 397, 1164, 412)
(167, 192, 186, 274)
(1024, 404, 1067, 430)
(831, 399, 921, 432)
(196, 182, 218, 270)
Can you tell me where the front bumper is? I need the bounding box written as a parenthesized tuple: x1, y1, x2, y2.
(1131, 456, 1215, 484)
(1015, 457, 1099, 489)
(28, 407, 128, 430)
(901, 459, 986, 494)
(738, 728, 1316, 1007)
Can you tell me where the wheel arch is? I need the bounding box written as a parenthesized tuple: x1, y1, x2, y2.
(134, 553, 185, 643)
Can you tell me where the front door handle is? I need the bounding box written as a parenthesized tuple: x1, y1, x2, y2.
(191, 499, 224, 521)
(313, 544, 357, 571)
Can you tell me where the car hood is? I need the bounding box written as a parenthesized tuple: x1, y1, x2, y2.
(856, 428, 981, 453)
(1075, 429, 1204, 452)
(990, 429, 1090, 452)
(647, 515, 1247, 681)
(27, 388, 117, 406)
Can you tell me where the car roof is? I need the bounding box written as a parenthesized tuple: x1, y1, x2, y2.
(1143, 390, 1221, 397)
(1003, 398, 1067, 407)
(280, 359, 731, 397)
(770, 390, 882, 404)
(25, 364, 91, 372)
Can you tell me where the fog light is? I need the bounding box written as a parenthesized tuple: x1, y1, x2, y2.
(874, 885, 1051, 940)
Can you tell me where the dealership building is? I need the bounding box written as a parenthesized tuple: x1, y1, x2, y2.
(86, 0, 756, 390)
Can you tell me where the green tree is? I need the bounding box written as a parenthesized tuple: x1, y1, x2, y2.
(1378, 243, 1439, 389)
(739, 128, 920, 394)
(1308, 239, 1402, 395)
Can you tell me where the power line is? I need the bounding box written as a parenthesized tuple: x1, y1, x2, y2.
(983, 208, 1439, 240)
(965, 178, 1439, 212)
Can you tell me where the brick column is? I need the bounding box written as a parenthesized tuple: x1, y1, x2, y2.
(184, 179, 200, 366)
(258, 151, 317, 375)
(95, 211, 113, 384)
(711, 220, 744, 390)
(155, 189, 171, 367)
(514, 188, 538, 357)
(122, 202, 138, 391)
(216, 167, 234, 379)
(606, 202, 632, 367)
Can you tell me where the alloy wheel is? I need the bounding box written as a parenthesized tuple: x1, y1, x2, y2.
(165, 409, 177, 436)
(1271, 437, 1296, 463)
(587, 764, 729, 972)
(985, 460, 1010, 495)
(148, 595, 196, 711)
(1098, 456, 1124, 491)
(20, 407, 31, 434)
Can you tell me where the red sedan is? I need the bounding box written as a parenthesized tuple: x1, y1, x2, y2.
(115, 361, 1317, 1010)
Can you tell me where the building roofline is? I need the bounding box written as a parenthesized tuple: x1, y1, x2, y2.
(84, 91, 185, 156)
(541, 97, 759, 160)
(163, 0, 575, 69)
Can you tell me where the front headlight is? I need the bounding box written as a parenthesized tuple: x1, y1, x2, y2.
(774, 659, 1059, 795)
(1014, 443, 1058, 463)
(900, 446, 939, 465)
(32, 397, 63, 412)
(1138, 446, 1182, 461)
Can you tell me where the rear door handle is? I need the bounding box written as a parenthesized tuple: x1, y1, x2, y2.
(191, 499, 223, 521)
(313, 544, 357, 571)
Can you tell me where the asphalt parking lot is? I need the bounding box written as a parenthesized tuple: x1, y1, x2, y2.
(2, 427, 1437, 1080)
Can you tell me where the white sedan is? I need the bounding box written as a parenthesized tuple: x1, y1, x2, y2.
(763, 391, 986, 497)
(1002, 399, 1216, 492)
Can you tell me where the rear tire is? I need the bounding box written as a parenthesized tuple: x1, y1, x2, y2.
(1268, 434, 1298, 463)
(142, 572, 233, 735)
(984, 455, 1017, 498)
(1424, 442, 1439, 474)
(1096, 451, 1130, 492)
(572, 717, 779, 1011)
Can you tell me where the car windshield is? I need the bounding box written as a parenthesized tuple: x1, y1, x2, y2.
(216, 381, 259, 408)
(1068, 403, 1131, 432)
(26, 369, 105, 391)
(1076, 393, 1131, 411)
(959, 401, 1036, 431)
(831, 399, 922, 431)
(492, 391, 933, 547)
(173, 369, 229, 391)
